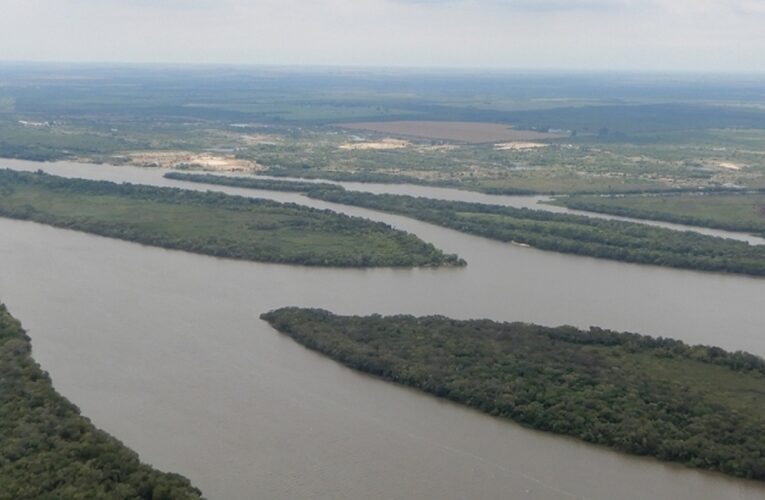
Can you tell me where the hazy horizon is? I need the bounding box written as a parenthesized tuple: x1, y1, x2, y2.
(2, 0, 764, 72)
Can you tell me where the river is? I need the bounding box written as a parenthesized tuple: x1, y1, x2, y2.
(0, 158, 764, 499)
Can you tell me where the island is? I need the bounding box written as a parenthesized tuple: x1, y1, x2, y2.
(262, 307, 765, 481)
(0, 169, 463, 268)
(166, 171, 765, 277)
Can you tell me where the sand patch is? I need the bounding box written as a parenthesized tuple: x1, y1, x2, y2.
(495, 142, 548, 151)
(339, 138, 410, 151)
(718, 162, 742, 171)
(125, 151, 262, 172)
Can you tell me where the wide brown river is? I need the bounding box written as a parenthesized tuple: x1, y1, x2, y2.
(1, 159, 764, 499)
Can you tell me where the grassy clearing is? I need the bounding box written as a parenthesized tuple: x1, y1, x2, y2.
(338, 121, 565, 143)
(262, 308, 765, 481)
(554, 193, 765, 236)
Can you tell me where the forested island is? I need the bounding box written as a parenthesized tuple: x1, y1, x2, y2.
(166, 172, 765, 276)
(262, 308, 765, 481)
(0, 303, 203, 498)
(0, 169, 463, 267)
(552, 192, 765, 236)
(164, 171, 343, 193)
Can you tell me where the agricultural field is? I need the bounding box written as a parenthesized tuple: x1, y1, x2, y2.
(338, 121, 565, 143)
(2, 65, 765, 195)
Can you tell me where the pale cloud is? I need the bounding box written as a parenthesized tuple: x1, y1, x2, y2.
(0, 0, 763, 71)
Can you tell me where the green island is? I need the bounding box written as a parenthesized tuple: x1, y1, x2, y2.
(552, 192, 765, 236)
(164, 172, 765, 276)
(0, 169, 463, 268)
(0, 303, 203, 498)
(3, 67, 765, 198)
(261, 307, 765, 481)
(164, 171, 343, 193)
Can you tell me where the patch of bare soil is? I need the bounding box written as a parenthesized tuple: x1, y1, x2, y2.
(494, 142, 549, 151)
(338, 138, 410, 150)
(124, 151, 263, 172)
(718, 162, 742, 171)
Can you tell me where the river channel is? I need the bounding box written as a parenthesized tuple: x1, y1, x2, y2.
(0, 158, 763, 499)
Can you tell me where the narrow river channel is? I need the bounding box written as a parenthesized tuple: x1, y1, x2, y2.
(0, 158, 764, 499)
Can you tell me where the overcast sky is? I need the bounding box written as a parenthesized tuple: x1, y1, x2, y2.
(1, 0, 764, 71)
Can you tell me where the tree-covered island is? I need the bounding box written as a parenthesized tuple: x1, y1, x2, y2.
(0, 169, 463, 268)
(262, 307, 765, 481)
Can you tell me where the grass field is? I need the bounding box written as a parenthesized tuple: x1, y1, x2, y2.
(338, 121, 565, 143)
(554, 193, 765, 235)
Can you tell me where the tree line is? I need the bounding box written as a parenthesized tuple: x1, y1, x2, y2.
(0, 303, 203, 499)
(164, 171, 765, 277)
(262, 307, 765, 481)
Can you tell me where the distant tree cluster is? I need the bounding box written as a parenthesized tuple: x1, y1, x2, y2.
(308, 189, 765, 276)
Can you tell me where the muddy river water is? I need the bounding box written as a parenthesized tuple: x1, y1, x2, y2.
(0, 159, 764, 499)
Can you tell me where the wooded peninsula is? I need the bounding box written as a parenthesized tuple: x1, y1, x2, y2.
(0, 169, 463, 268)
(261, 307, 765, 481)
(0, 303, 203, 498)
(167, 171, 765, 276)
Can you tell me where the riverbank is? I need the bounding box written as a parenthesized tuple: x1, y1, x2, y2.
(0, 303, 203, 498)
(262, 307, 765, 481)
(4, 158, 765, 499)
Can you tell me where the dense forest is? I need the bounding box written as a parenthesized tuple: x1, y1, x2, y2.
(0, 303, 203, 499)
(554, 193, 765, 236)
(165, 171, 765, 276)
(261, 307, 765, 481)
(0, 169, 463, 268)
(310, 189, 765, 276)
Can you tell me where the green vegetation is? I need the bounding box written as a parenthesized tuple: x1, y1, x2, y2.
(261, 307, 765, 481)
(2, 66, 765, 195)
(310, 189, 765, 276)
(164, 171, 342, 193)
(160, 171, 765, 276)
(0, 303, 203, 498)
(552, 192, 765, 236)
(0, 169, 463, 267)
